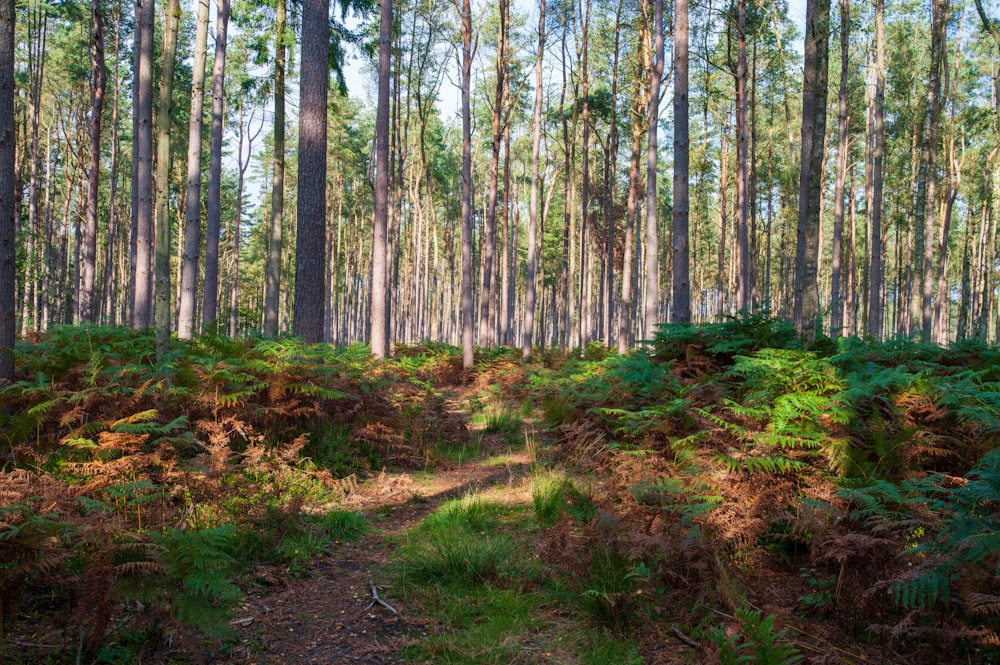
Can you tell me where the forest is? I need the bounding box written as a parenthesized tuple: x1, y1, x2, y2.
(2, 0, 1000, 663)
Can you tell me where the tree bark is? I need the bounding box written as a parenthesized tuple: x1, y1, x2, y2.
(921, 0, 949, 340)
(371, 0, 392, 358)
(671, 0, 690, 323)
(293, 0, 329, 343)
(203, 0, 230, 330)
(459, 0, 473, 368)
(867, 0, 886, 338)
(154, 0, 180, 359)
(735, 0, 751, 314)
(132, 0, 154, 328)
(830, 0, 849, 338)
(0, 0, 14, 381)
(643, 0, 663, 341)
(263, 0, 286, 337)
(177, 0, 210, 339)
(81, 0, 106, 323)
(523, 0, 545, 360)
(793, 0, 831, 341)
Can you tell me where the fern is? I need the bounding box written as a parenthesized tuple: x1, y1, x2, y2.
(141, 525, 242, 637)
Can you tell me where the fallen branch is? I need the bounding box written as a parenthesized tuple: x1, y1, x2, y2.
(671, 625, 700, 649)
(364, 580, 399, 616)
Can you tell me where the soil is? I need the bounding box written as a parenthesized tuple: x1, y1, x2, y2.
(227, 451, 533, 665)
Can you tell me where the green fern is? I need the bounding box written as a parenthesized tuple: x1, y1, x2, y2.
(143, 525, 242, 637)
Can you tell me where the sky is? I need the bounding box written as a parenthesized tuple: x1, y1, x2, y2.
(339, 0, 811, 119)
(236, 0, 812, 208)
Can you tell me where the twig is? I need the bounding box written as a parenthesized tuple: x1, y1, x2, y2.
(671, 625, 700, 648)
(10, 638, 62, 649)
(364, 580, 399, 615)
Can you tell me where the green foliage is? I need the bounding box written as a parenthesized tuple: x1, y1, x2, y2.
(840, 450, 1000, 612)
(135, 525, 242, 637)
(709, 609, 802, 665)
(630, 476, 723, 522)
(574, 548, 648, 634)
(531, 473, 567, 526)
(652, 314, 800, 363)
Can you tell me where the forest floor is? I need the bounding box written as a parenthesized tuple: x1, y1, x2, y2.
(5, 323, 1000, 664)
(230, 446, 533, 664)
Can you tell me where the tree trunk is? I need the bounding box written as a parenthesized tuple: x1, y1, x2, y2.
(263, 0, 286, 337)
(577, 0, 591, 350)
(717, 120, 730, 320)
(923, 0, 949, 340)
(523, 0, 545, 360)
(0, 0, 13, 381)
(478, 0, 506, 348)
(735, 0, 752, 314)
(602, 4, 622, 345)
(133, 0, 154, 328)
(371, 0, 392, 359)
(154, 0, 180, 359)
(867, 0, 887, 338)
(643, 0, 663, 341)
(177, 0, 209, 339)
(793, 0, 831, 341)
(293, 0, 329, 344)
(671, 0, 690, 323)
(81, 0, 106, 323)
(203, 0, 230, 330)
(459, 0, 473, 368)
(830, 0, 849, 338)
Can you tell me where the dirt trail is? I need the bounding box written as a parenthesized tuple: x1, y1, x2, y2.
(229, 451, 532, 664)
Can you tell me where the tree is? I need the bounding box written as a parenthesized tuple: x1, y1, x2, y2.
(459, 0, 474, 369)
(479, 0, 508, 348)
(793, 0, 831, 341)
(0, 0, 13, 381)
(203, 0, 230, 330)
(735, 0, 751, 313)
(371, 0, 392, 359)
(643, 0, 663, 341)
(263, 0, 287, 338)
(293, 0, 329, 343)
(81, 0, 106, 322)
(919, 0, 949, 340)
(132, 0, 154, 328)
(523, 0, 545, 360)
(866, 0, 886, 339)
(154, 0, 180, 359)
(671, 0, 690, 323)
(178, 0, 210, 340)
(829, 0, 849, 338)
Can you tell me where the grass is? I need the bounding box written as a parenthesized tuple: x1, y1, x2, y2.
(390, 488, 650, 664)
(531, 471, 567, 526)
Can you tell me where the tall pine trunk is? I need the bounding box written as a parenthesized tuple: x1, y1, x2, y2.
(830, 0, 849, 337)
(293, 0, 329, 343)
(523, 0, 545, 360)
(793, 0, 831, 341)
(203, 0, 230, 330)
(867, 0, 887, 338)
(177, 0, 209, 339)
(735, 0, 751, 314)
(671, 0, 690, 323)
(153, 0, 180, 359)
(133, 0, 154, 328)
(460, 0, 473, 368)
(81, 0, 106, 322)
(371, 0, 392, 358)
(263, 0, 286, 337)
(643, 0, 663, 340)
(0, 0, 14, 380)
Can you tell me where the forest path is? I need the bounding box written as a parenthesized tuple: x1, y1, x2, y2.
(230, 443, 534, 664)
